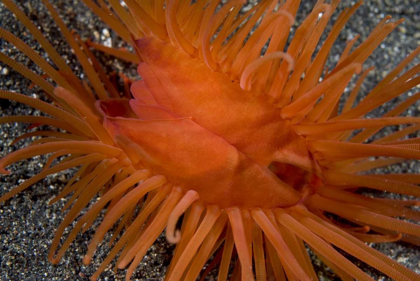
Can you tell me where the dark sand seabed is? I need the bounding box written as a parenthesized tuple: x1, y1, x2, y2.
(0, 0, 419, 280)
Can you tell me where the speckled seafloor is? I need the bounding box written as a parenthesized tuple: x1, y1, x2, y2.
(0, 1, 419, 281)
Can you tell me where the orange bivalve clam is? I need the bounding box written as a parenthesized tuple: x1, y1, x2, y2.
(0, 0, 420, 281)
